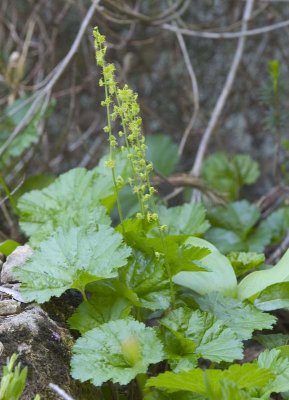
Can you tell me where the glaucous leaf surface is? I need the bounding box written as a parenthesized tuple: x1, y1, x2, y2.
(15, 226, 131, 303)
(17, 168, 112, 244)
(161, 307, 243, 362)
(194, 292, 276, 340)
(258, 347, 289, 396)
(71, 319, 164, 386)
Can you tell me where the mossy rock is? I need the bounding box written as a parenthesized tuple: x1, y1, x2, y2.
(0, 305, 99, 399)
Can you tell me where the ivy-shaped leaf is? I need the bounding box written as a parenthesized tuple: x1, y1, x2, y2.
(71, 319, 164, 386)
(15, 226, 131, 303)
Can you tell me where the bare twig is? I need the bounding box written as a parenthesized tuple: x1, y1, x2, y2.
(191, 0, 255, 177)
(163, 17, 289, 40)
(0, 0, 100, 160)
(174, 26, 199, 156)
(268, 231, 289, 264)
(49, 384, 75, 400)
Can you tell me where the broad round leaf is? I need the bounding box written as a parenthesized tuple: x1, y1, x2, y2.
(71, 319, 164, 386)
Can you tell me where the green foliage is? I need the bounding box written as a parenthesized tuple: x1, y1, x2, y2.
(194, 292, 276, 341)
(0, 240, 20, 256)
(0, 353, 40, 400)
(156, 203, 210, 236)
(15, 226, 131, 303)
(11, 27, 289, 400)
(227, 252, 265, 277)
(0, 97, 53, 170)
(161, 307, 243, 362)
(173, 237, 238, 297)
(238, 247, 289, 300)
(71, 319, 164, 386)
(205, 201, 271, 254)
(202, 153, 259, 200)
(254, 282, 289, 311)
(17, 168, 113, 244)
(257, 347, 289, 396)
(254, 333, 289, 349)
(147, 363, 273, 397)
(146, 134, 179, 176)
(68, 287, 132, 334)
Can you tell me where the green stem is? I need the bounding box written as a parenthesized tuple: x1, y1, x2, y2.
(103, 75, 124, 233)
(136, 373, 147, 399)
(0, 174, 17, 212)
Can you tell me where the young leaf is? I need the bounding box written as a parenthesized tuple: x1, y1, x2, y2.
(173, 237, 237, 297)
(161, 308, 243, 362)
(258, 347, 289, 396)
(254, 282, 289, 311)
(15, 226, 131, 303)
(0, 240, 20, 256)
(0, 354, 28, 400)
(218, 380, 251, 400)
(194, 292, 276, 340)
(147, 364, 273, 396)
(68, 292, 132, 334)
(124, 232, 209, 275)
(118, 252, 170, 311)
(71, 319, 164, 386)
(156, 203, 210, 237)
(238, 247, 289, 300)
(17, 168, 112, 244)
(227, 251, 265, 277)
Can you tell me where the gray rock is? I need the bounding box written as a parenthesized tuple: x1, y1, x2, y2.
(0, 305, 99, 399)
(0, 244, 33, 283)
(0, 299, 21, 315)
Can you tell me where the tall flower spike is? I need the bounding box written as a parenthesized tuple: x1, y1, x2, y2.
(93, 27, 159, 224)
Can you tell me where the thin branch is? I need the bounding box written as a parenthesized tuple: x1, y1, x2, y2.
(268, 231, 289, 264)
(49, 384, 75, 400)
(191, 0, 255, 177)
(174, 25, 199, 156)
(163, 17, 289, 40)
(0, 0, 100, 159)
